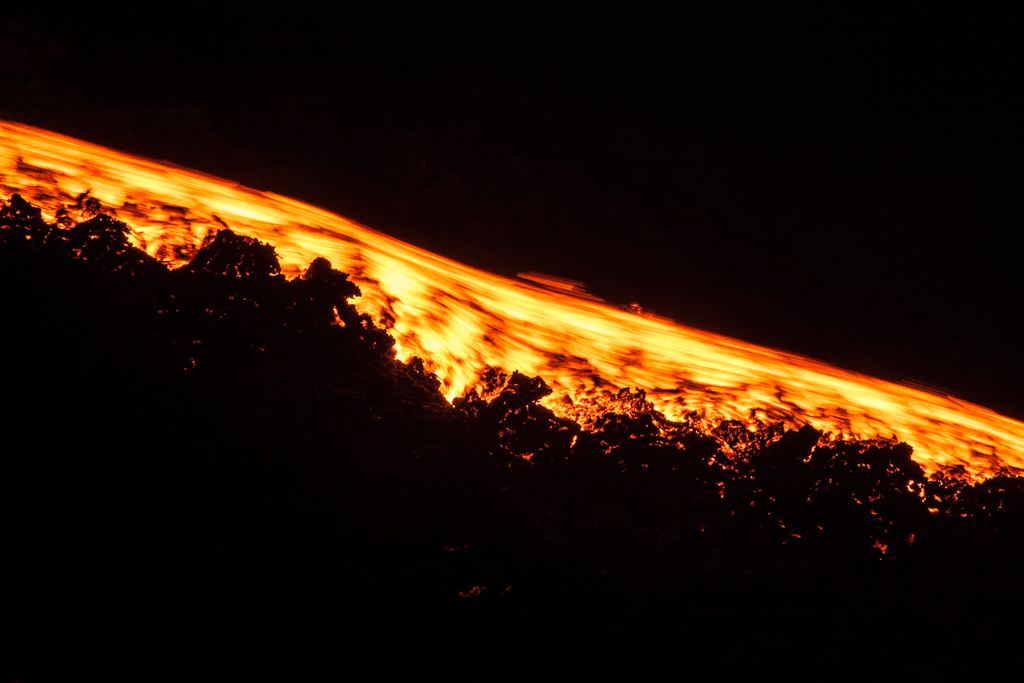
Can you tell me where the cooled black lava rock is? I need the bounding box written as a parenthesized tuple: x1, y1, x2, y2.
(3, 194, 1023, 680)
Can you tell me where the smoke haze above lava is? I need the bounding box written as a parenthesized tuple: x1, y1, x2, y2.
(3, 3, 1022, 419)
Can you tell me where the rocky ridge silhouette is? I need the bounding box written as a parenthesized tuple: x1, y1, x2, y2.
(3, 194, 1023, 680)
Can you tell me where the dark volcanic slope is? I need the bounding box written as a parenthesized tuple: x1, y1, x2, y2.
(3, 195, 1024, 681)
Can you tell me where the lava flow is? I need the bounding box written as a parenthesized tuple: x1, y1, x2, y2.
(2, 120, 1022, 479)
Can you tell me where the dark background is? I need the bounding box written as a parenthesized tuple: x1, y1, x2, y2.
(3, 2, 1022, 419)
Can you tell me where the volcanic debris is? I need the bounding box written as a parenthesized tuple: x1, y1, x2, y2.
(3, 194, 1023, 680)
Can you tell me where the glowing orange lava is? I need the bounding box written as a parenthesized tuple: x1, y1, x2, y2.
(3, 120, 1022, 479)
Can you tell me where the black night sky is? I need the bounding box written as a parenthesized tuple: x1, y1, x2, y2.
(4, 3, 1023, 417)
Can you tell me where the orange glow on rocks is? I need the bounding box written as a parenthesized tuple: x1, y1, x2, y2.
(3, 120, 1022, 480)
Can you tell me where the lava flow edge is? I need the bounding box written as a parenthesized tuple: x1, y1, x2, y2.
(2, 119, 1022, 480)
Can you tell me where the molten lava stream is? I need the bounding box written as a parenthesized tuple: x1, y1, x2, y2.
(3, 120, 1022, 479)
